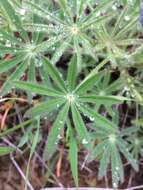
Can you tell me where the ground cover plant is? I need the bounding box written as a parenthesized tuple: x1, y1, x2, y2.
(0, 0, 143, 189)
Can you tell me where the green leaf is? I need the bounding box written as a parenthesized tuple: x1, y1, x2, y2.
(29, 118, 40, 159)
(118, 139, 139, 171)
(0, 0, 28, 39)
(79, 105, 116, 130)
(88, 141, 108, 162)
(27, 59, 36, 102)
(51, 38, 70, 64)
(25, 98, 66, 118)
(110, 144, 124, 183)
(98, 146, 110, 179)
(0, 30, 22, 44)
(75, 72, 103, 94)
(79, 95, 128, 105)
(73, 37, 82, 72)
(44, 103, 69, 160)
(0, 120, 33, 138)
(23, 1, 65, 25)
(69, 134, 78, 187)
(0, 45, 22, 54)
(81, 1, 113, 28)
(0, 146, 15, 156)
(76, 0, 84, 19)
(112, 6, 128, 36)
(28, 59, 35, 82)
(71, 104, 91, 150)
(13, 81, 64, 97)
(0, 54, 24, 73)
(116, 16, 138, 39)
(67, 55, 77, 91)
(58, 0, 72, 19)
(0, 60, 27, 96)
(35, 35, 67, 53)
(43, 57, 67, 92)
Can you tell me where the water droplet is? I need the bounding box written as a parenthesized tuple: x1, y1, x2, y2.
(89, 117, 95, 122)
(56, 104, 60, 108)
(19, 8, 26, 15)
(57, 134, 62, 139)
(82, 139, 88, 145)
(112, 5, 117, 10)
(115, 166, 119, 171)
(96, 11, 101, 17)
(124, 16, 130, 21)
(113, 182, 118, 188)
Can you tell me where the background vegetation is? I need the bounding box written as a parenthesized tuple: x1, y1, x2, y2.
(0, 0, 143, 189)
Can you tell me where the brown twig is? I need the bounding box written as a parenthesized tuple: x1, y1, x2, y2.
(56, 146, 64, 177)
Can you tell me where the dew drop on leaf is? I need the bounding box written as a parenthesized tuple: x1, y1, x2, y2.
(82, 139, 88, 145)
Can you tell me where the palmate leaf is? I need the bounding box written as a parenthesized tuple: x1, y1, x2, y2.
(89, 122, 139, 188)
(94, 4, 139, 64)
(21, 0, 109, 66)
(44, 103, 69, 160)
(0, 29, 55, 97)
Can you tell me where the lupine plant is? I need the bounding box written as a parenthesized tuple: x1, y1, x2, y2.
(0, 0, 143, 189)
